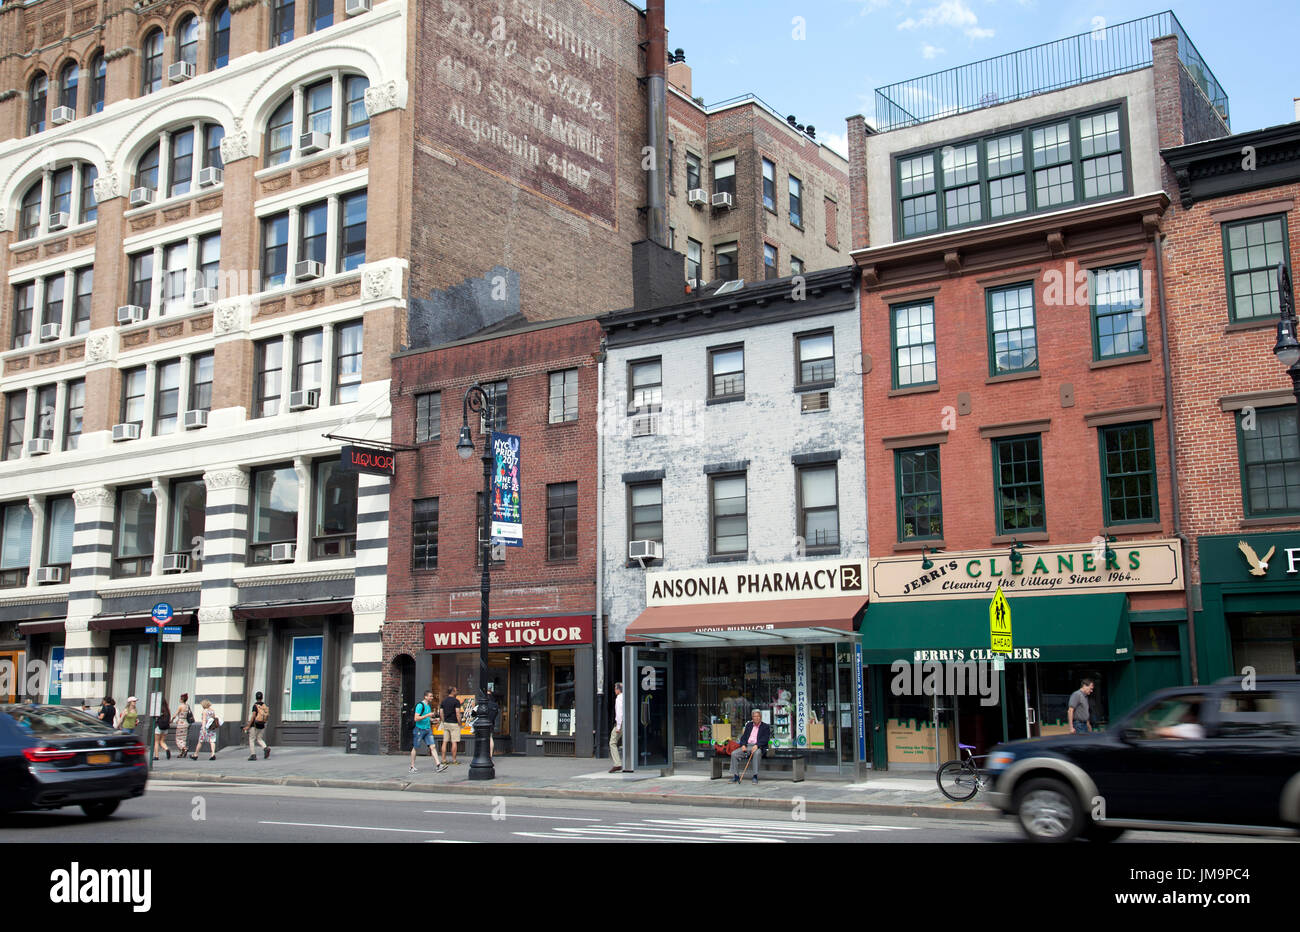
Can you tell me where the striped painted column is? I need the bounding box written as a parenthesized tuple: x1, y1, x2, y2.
(63, 486, 114, 706)
(195, 468, 251, 731)
(349, 470, 389, 752)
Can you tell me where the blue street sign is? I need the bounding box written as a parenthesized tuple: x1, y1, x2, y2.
(151, 602, 174, 623)
(163, 626, 181, 634)
(145, 626, 159, 634)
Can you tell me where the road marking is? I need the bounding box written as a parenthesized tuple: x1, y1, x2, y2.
(422, 809, 600, 821)
(258, 821, 443, 835)
(512, 816, 922, 843)
(514, 830, 717, 842)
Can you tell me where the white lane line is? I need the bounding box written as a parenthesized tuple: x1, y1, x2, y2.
(548, 826, 786, 842)
(422, 809, 600, 822)
(258, 821, 443, 835)
(512, 830, 718, 843)
(667, 817, 921, 832)
(425, 839, 475, 843)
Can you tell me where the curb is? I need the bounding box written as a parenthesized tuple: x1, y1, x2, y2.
(148, 771, 1002, 822)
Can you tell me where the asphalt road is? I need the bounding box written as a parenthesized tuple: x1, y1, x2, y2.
(1, 783, 1292, 843)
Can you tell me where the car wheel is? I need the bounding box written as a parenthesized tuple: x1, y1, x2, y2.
(1014, 777, 1083, 843)
(1085, 823, 1126, 843)
(80, 800, 120, 820)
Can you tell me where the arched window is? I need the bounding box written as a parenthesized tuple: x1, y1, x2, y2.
(141, 29, 164, 95)
(15, 162, 99, 241)
(58, 61, 79, 114)
(90, 52, 106, 113)
(264, 72, 369, 166)
(211, 4, 231, 69)
(27, 72, 48, 135)
(134, 124, 226, 200)
(136, 143, 161, 192)
(344, 75, 370, 142)
(177, 15, 199, 68)
(19, 182, 43, 239)
(81, 165, 99, 224)
(265, 97, 294, 166)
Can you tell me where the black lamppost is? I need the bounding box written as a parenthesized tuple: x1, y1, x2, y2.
(456, 383, 496, 781)
(1272, 263, 1300, 443)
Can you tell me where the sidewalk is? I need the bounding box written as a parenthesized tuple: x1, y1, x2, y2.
(146, 746, 1000, 821)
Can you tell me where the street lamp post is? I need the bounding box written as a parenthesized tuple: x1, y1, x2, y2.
(456, 383, 496, 781)
(1271, 263, 1300, 444)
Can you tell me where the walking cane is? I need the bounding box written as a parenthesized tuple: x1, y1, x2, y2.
(739, 745, 758, 780)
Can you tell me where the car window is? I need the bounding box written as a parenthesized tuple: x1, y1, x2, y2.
(1129, 694, 1208, 739)
(0, 705, 117, 737)
(1214, 691, 1298, 739)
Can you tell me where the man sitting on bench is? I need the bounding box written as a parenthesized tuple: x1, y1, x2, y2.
(730, 709, 771, 784)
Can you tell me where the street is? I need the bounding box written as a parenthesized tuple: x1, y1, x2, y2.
(1, 783, 1292, 843)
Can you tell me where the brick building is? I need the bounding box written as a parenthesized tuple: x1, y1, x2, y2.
(1160, 118, 1300, 683)
(849, 13, 1229, 769)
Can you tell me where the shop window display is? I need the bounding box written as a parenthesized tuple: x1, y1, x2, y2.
(433, 649, 577, 743)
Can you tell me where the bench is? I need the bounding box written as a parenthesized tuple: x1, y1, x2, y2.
(710, 749, 806, 782)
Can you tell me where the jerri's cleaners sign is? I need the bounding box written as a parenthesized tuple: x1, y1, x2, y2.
(424, 615, 593, 650)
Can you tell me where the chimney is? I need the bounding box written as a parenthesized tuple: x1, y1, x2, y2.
(1294, 97, 1299, 122)
(668, 48, 692, 97)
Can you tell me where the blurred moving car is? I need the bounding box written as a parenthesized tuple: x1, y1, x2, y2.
(0, 704, 148, 819)
(986, 676, 1300, 842)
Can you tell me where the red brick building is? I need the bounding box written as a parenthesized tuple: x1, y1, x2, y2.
(382, 316, 602, 755)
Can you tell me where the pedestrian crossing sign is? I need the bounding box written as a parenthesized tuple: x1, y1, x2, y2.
(989, 586, 1013, 654)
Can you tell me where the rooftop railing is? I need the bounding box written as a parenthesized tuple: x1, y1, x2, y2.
(873, 10, 1229, 132)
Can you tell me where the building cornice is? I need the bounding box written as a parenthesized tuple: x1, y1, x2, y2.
(1162, 123, 1300, 209)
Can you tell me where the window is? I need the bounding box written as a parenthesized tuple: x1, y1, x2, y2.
(986, 131, 1027, 218)
(38, 278, 62, 339)
(788, 174, 803, 226)
(250, 465, 298, 562)
(266, 99, 294, 165)
(28, 72, 47, 135)
(205, 124, 225, 172)
(1224, 215, 1289, 321)
(58, 61, 78, 113)
(19, 183, 41, 240)
(1100, 423, 1158, 525)
(549, 369, 578, 424)
(344, 75, 369, 141)
(709, 345, 744, 400)
(113, 485, 156, 577)
(796, 330, 834, 387)
(120, 367, 147, 427)
(334, 320, 363, 404)
(299, 200, 328, 267)
(304, 80, 332, 137)
(49, 168, 73, 221)
(189, 353, 214, 413)
(1238, 406, 1300, 516)
(762, 159, 776, 211)
(80, 165, 98, 223)
(64, 380, 84, 450)
(686, 239, 702, 281)
(211, 5, 231, 69)
(0, 502, 32, 588)
(474, 493, 505, 564)
(993, 435, 1046, 534)
(44, 496, 75, 572)
(667, 138, 675, 195)
(271, 0, 295, 47)
(11, 283, 34, 349)
(340, 191, 367, 271)
(412, 498, 439, 570)
(167, 478, 206, 568)
(293, 328, 324, 392)
(546, 482, 578, 561)
(155, 359, 182, 434)
(791, 256, 804, 276)
(89, 53, 106, 113)
(628, 482, 662, 545)
(71, 268, 93, 335)
(896, 446, 942, 540)
(176, 15, 199, 68)
(311, 0, 334, 32)
(628, 359, 661, 414)
(898, 152, 937, 236)
(1031, 120, 1073, 206)
(266, 73, 368, 163)
(798, 465, 839, 550)
(129, 252, 154, 312)
(685, 152, 701, 191)
(1079, 110, 1124, 198)
(711, 474, 747, 555)
(141, 29, 164, 95)
(1090, 264, 1146, 359)
(891, 298, 936, 388)
(169, 129, 195, 197)
(941, 143, 980, 227)
(16, 162, 96, 239)
(262, 212, 289, 288)
(162, 241, 189, 314)
(763, 244, 778, 280)
(255, 339, 284, 417)
(198, 232, 221, 290)
(34, 385, 55, 441)
(483, 380, 507, 431)
(713, 157, 735, 197)
(136, 143, 160, 191)
(313, 459, 357, 558)
(987, 282, 1037, 375)
(715, 242, 738, 281)
(415, 392, 441, 443)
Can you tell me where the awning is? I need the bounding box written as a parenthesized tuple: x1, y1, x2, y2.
(232, 599, 352, 620)
(88, 612, 196, 632)
(18, 619, 66, 635)
(860, 593, 1132, 664)
(627, 595, 867, 647)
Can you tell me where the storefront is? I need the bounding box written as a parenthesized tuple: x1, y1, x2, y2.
(420, 615, 594, 757)
(622, 559, 870, 777)
(863, 540, 1187, 769)
(1195, 533, 1300, 682)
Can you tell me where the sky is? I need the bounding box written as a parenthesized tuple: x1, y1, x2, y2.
(660, 0, 1300, 157)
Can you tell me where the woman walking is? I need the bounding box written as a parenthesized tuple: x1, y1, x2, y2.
(153, 697, 172, 760)
(97, 697, 115, 726)
(192, 699, 220, 760)
(116, 697, 139, 734)
(173, 693, 192, 758)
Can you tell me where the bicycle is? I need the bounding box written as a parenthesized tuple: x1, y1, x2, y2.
(935, 743, 989, 801)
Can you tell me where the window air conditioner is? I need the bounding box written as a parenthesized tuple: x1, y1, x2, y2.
(26, 438, 52, 455)
(192, 287, 218, 308)
(289, 389, 320, 411)
(36, 566, 63, 584)
(711, 192, 734, 209)
(299, 131, 328, 154)
(129, 187, 156, 207)
(197, 166, 223, 187)
(51, 106, 75, 126)
(801, 391, 830, 414)
(631, 414, 660, 437)
(294, 260, 324, 281)
(112, 422, 141, 441)
(161, 553, 190, 573)
(183, 409, 209, 429)
(117, 305, 145, 325)
(168, 62, 195, 82)
(345, 0, 372, 13)
(40, 323, 62, 341)
(270, 542, 296, 562)
(687, 189, 708, 207)
(629, 540, 664, 562)
(48, 211, 70, 231)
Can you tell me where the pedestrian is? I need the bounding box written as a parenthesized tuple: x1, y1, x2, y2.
(243, 691, 271, 761)
(154, 697, 172, 760)
(440, 686, 462, 765)
(192, 699, 220, 760)
(117, 696, 139, 733)
(409, 690, 446, 773)
(1067, 678, 1095, 735)
(173, 693, 192, 758)
(484, 690, 500, 757)
(97, 696, 115, 726)
(729, 709, 770, 784)
(608, 682, 624, 773)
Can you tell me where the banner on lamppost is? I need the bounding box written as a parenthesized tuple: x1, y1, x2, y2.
(490, 431, 523, 547)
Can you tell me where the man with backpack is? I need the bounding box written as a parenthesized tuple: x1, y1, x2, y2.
(243, 691, 271, 761)
(409, 690, 448, 774)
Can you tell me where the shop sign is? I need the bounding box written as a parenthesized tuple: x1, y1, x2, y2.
(869, 539, 1183, 603)
(340, 445, 395, 476)
(794, 647, 809, 748)
(490, 431, 523, 546)
(290, 635, 323, 713)
(646, 558, 867, 607)
(424, 614, 593, 650)
(854, 644, 866, 763)
(989, 587, 1012, 655)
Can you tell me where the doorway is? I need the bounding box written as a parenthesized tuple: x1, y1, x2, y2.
(395, 655, 415, 752)
(635, 656, 669, 769)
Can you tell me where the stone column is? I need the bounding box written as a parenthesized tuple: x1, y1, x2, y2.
(197, 468, 251, 741)
(349, 470, 389, 753)
(63, 487, 114, 706)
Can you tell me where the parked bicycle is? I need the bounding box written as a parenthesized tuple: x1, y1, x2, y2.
(936, 743, 988, 801)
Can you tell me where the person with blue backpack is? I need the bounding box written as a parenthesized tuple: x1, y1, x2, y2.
(409, 690, 447, 774)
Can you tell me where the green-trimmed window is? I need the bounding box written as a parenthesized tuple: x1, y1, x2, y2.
(1090, 264, 1147, 359)
(891, 299, 936, 388)
(1100, 423, 1158, 525)
(941, 143, 981, 227)
(1238, 406, 1300, 516)
(1223, 215, 1289, 321)
(986, 132, 1027, 218)
(987, 282, 1037, 375)
(993, 435, 1045, 534)
(898, 153, 937, 237)
(896, 446, 942, 541)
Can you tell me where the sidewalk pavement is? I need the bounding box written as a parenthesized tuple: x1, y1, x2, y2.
(146, 745, 1001, 821)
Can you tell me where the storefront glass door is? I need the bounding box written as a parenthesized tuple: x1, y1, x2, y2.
(635, 656, 669, 769)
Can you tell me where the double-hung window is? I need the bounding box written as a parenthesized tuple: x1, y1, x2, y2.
(993, 435, 1046, 534)
(44, 496, 75, 576)
(763, 244, 778, 280)
(129, 252, 154, 313)
(710, 474, 747, 556)
(154, 359, 182, 435)
(339, 191, 367, 271)
(546, 482, 578, 561)
(169, 129, 195, 198)
(334, 320, 363, 404)
(685, 152, 701, 192)
(987, 282, 1037, 375)
(896, 446, 942, 541)
(177, 16, 199, 69)
(798, 465, 839, 551)
(190, 353, 214, 413)
(1224, 215, 1289, 321)
(11, 284, 34, 349)
(64, 380, 85, 450)
(1, 503, 32, 587)
(891, 299, 936, 388)
(1099, 423, 1158, 525)
(3, 393, 25, 460)
(294, 329, 324, 395)
(262, 213, 290, 288)
(299, 201, 328, 268)
(313, 458, 357, 558)
(628, 482, 663, 545)
(788, 174, 803, 227)
(162, 242, 189, 315)
(412, 498, 439, 570)
(686, 239, 702, 282)
(762, 159, 776, 211)
(986, 132, 1027, 218)
(72, 268, 93, 334)
(1238, 406, 1300, 516)
(33, 385, 56, 443)
(120, 367, 147, 428)
(211, 5, 231, 69)
(271, 0, 295, 47)
(549, 370, 578, 424)
(708, 345, 744, 400)
(141, 30, 164, 95)
(1090, 264, 1146, 359)
(168, 478, 206, 569)
(113, 485, 156, 577)
(483, 380, 507, 430)
(715, 242, 738, 281)
(415, 392, 441, 442)
(628, 359, 661, 414)
(311, 0, 334, 32)
(249, 465, 298, 563)
(255, 338, 284, 417)
(796, 330, 834, 387)
(713, 158, 735, 197)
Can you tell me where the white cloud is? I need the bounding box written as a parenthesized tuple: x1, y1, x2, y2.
(897, 0, 994, 39)
(921, 43, 946, 58)
(822, 132, 850, 159)
(965, 26, 995, 38)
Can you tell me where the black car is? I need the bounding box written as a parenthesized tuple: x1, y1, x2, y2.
(986, 676, 1300, 842)
(0, 704, 148, 819)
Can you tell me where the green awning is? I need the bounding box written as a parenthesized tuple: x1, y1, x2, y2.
(861, 593, 1132, 664)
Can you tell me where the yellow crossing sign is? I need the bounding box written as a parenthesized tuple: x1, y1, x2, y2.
(989, 586, 1013, 655)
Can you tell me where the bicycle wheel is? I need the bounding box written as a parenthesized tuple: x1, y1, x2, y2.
(936, 760, 980, 801)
